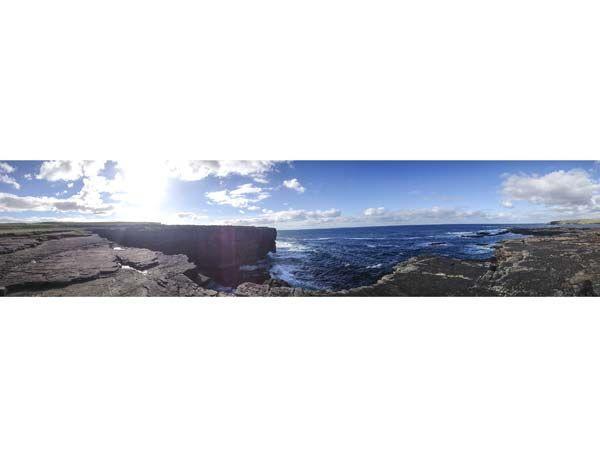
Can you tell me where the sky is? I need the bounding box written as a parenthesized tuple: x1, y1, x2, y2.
(0, 160, 598, 230)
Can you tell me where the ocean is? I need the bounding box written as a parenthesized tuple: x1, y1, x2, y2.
(270, 224, 543, 291)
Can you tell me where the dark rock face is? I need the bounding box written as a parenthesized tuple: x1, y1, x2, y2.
(0, 231, 221, 297)
(89, 225, 276, 286)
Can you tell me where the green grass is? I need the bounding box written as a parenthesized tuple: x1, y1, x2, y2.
(0, 221, 160, 236)
(550, 218, 600, 225)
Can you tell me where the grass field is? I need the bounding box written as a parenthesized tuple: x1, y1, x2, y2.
(550, 218, 600, 225)
(0, 222, 160, 236)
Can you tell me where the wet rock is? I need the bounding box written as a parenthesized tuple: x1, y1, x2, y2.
(334, 256, 495, 297)
(508, 227, 573, 237)
(263, 278, 292, 288)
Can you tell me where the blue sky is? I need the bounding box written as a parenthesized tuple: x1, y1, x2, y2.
(0, 160, 598, 229)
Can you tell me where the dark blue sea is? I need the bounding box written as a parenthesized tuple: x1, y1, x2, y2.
(270, 224, 545, 291)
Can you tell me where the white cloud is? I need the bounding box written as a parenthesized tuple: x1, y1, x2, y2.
(0, 162, 15, 173)
(363, 207, 386, 216)
(67, 182, 74, 188)
(215, 205, 516, 229)
(502, 169, 600, 208)
(220, 208, 342, 227)
(283, 178, 305, 193)
(0, 192, 113, 214)
(23, 173, 32, 180)
(0, 174, 20, 189)
(36, 160, 106, 181)
(253, 175, 269, 184)
(0, 162, 20, 189)
(164, 211, 209, 224)
(206, 183, 270, 209)
(168, 160, 276, 181)
(501, 200, 514, 208)
(360, 206, 508, 225)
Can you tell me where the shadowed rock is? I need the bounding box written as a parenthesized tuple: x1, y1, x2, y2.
(89, 224, 276, 286)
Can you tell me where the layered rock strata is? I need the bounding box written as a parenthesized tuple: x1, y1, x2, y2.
(89, 225, 276, 286)
(0, 231, 222, 297)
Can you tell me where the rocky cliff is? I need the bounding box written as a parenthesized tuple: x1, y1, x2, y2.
(4, 225, 598, 297)
(88, 224, 277, 286)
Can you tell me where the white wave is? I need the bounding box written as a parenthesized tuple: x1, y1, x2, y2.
(446, 231, 477, 237)
(276, 240, 311, 252)
(343, 237, 387, 240)
(366, 263, 383, 269)
(477, 228, 508, 235)
(463, 244, 493, 255)
(269, 263, 319, 290)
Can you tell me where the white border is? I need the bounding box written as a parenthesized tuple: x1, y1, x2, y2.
(2, 1, 600, 449)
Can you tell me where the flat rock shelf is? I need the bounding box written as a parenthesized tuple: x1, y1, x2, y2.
(0, 231, 222, 297)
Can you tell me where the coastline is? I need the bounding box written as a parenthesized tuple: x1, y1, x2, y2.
(237, 226, 600, 296)
(2, 223, 598, 297)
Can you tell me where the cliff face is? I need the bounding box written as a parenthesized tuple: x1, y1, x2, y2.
(88, 225, 277, 286)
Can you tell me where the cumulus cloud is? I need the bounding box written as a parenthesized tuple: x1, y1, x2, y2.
(216, 205, 514, 229)
(206, 183, 270, 209)
(163, 211, 210, 224)
(0, 192, 113, 214)
(0, 174, 20, 190)
(168, 161, 276, 181)
(36, 160, 106, 181)
(0, 162, 20, 189)
(221, 208, 342, 227)
(283, 178, 305, 193)
(501, 200, 514, 208)
(0, 162, 15, 173)
(253, 175, 269, 184)
(502, 169, 600, 208)
(361, 206, 505, 224)
(363, 207, 386, 216)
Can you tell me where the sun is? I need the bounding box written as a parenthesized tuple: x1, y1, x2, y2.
(115, 160, 170, 221)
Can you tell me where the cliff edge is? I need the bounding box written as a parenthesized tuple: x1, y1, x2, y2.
(89, 224, 276, 286)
